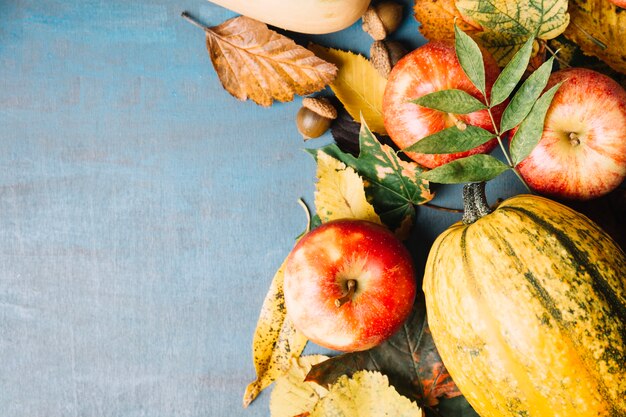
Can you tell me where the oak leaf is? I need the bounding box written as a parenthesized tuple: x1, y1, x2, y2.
(313, 151, 382, 224)
(243, 258, 308, 407)
(564, 0, 626, 75)
(306, 296, 474, 415)
(413, 0, 482, 42)
(270, 355, 329, 417)
(308, 44, 388, 135)
(310, 371, 423, 417)
(197, 15, 337, 107)
(455, 0, 570, 66)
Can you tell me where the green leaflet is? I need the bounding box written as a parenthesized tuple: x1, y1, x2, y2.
(412, 89, 487, 114)
(490, 36, 534, 107)
(403, 125, 495, 154)
(421, 154, 510, 184)
(455, 25, 486, 96)
(500, 57, 554, 133)
(510, 82, 563, 165)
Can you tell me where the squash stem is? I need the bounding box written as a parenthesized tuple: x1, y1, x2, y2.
(462, 182, 492, 224)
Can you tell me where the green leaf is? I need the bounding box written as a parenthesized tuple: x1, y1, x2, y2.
(421, 154, 510, 184)
(490, 36, 534, 107)
(403, 125, 495, 154)
(312, 123, 434, 235)
(456, 0, 570, 66)
(412, 89, 487, 114)
(455, 25, 486, 96)
(500, 57, 555, 133)
(510, 82, 563, 165)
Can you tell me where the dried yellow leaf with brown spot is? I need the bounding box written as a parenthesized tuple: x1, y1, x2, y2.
(314, 151, 382, 224)
(243, 258, 308, 407)
(308, 44, 388, 135)
(270, 355, 329, 417)
(565, 0, 626, 75)
(310, 370, 423, 417)
(456, 0, 570, 66)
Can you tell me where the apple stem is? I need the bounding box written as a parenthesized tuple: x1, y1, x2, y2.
(569, 132, 581, 146)
(181, 11, 210, 31)
(335, 279, 357, 308)
(449, 113, 468, 131)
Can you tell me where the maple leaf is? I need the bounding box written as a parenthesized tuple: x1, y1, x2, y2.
(455, 0, 570, 66)
(310, 371, 423, 417)
(313, 151, 382, 224)
(183, 13, 337, 107)
(270, 355, 329, 417)
(243, 258, 308, 407)
(308, 44, 388, 135)
(564, 0, 626, 75)
(314, 123, 434, 238)
(305, 296, 468, 413)
(414, 0, 482, 42)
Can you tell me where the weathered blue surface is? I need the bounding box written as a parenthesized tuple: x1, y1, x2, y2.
(0, 1, 525, 416)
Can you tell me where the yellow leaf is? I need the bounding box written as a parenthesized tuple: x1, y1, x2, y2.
(194, 15, 337, 107)
(309, 44, 388, 135)
(414, 0, 482, 42)
(270, 355, 330, 417)
(564, 0, 626, 75)
(243, 258, 308, 407)
(314, 151, 382, 224)
(456, 0, 570, 66)
(310, 370, 423, 417)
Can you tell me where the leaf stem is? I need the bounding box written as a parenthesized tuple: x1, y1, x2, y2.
(181, 11, 210, 31)
(486, 107, 532, 192)
(539, 40, 571, 69)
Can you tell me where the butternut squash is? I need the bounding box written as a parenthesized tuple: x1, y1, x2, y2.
(207, 0, 371, 34)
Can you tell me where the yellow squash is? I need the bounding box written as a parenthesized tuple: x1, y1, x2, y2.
(423, 183, 625, 417)
(207, 0, 371, 34)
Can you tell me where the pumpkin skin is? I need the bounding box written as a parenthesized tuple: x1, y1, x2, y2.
(423, 193, 626, 417)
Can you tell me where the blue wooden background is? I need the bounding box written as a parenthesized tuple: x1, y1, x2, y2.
(0, 1, 528, 416)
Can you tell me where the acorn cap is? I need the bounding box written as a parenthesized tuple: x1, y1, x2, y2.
(302, 97, 338, 120)
(362, 6, 386, 41)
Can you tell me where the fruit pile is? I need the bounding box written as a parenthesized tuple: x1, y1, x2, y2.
(185, 0, 626, 416)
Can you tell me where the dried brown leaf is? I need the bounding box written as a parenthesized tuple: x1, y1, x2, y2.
(204, 16, 337, 106)
(414, 0, 482, 42)
(564, 0, 626, 75)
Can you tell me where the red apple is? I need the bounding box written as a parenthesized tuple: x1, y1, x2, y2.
(383, 42, 504, 169)
(609, 0, 626, 8)
(517, 68, 626, 200)
(283, 219, 416, 352)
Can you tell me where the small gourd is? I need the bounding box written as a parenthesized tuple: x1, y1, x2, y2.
(207, 0, 371, 34)
(423, 182, 626, 417)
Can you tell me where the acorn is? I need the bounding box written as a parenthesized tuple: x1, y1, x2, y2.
(362, 2, 404, 40)
(296, 97, 338, 140)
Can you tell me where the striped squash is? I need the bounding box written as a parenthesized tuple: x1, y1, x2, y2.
(423, 183, 626, 417)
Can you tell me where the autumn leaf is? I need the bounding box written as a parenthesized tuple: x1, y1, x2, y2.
(270, 355, 329, 417)
(306, 296, 475, 416)
(564, 0, 626, 75)
(313, 151, 382, 224)
(310, 371, 423, 417)
(308, 44, 387, 135)
(315, 122, 433, 237)
(455, 0, 570, 66)
(413, 0, 482, 42)
(182, 13, 337, 107)
(243, 258, 308, 407)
